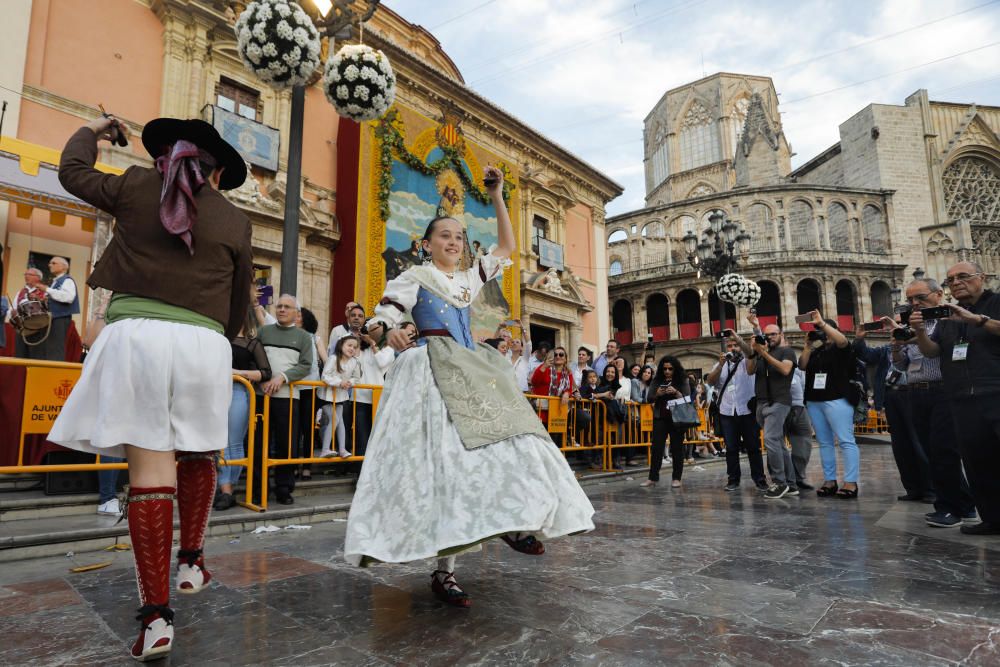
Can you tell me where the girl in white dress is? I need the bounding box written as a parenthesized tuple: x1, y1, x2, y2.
(344, 167, 595, 607)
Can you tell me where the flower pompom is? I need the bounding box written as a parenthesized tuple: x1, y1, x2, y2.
(234, 1, 320, 90)
(322, 44, 396, 122)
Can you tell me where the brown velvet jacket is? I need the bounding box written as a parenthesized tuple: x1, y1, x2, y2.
(58, 128, 252, 340)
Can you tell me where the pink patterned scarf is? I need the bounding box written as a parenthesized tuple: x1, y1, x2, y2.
(154, 140, 215, 255)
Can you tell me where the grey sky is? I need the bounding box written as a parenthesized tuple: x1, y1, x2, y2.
(383, 0, 1000, 216)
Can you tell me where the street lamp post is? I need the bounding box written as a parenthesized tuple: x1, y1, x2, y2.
(279, 0, 380, 296)
(683, 210, 752, 350)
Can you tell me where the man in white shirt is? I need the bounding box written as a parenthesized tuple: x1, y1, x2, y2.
(706, 338, 766, 492)
(328, 302, 363, 357)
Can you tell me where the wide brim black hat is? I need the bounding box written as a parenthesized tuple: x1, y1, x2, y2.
(142, 118, 247, 190)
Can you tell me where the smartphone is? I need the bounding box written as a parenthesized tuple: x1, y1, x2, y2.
(716, 329, 731, 339)
(861, 321, 885, 332)
(794, 312, 815, 324)
(257, 285, 273, 307)
(920, 306, 952, 320)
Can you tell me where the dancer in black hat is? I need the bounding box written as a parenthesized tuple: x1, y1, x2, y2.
(52, 114, 252, 661)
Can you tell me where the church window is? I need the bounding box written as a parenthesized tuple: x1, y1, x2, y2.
(862, 205, 889, 254)
(943, 156, 1000, 225)
(609, 259, 624, 276)
(678, 102, 720, 171)
(608, 229, 628, 244)
(729, 97, 750, 158)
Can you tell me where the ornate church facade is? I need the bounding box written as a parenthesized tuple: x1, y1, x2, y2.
(607, 72, 1000, 373)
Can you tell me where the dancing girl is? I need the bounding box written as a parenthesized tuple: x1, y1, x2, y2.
(344, 166, 595, 606)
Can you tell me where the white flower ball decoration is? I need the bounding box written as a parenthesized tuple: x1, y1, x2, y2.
(235, 1, 321, 90)
(716, 273, 762, 307)
(322, 44, 396, 122)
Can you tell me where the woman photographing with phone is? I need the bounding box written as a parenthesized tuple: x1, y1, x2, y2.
(642, 355, 692, 488)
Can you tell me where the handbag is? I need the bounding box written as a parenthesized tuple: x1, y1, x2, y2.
(668, 396, 700, 429)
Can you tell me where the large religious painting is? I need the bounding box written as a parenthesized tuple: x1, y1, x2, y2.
(355, 105, 521, 340)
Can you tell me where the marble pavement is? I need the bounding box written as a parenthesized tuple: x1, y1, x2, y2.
(1, 445, 998, 666)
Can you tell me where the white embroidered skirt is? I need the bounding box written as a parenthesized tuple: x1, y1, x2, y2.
(344, 345, 596, 566)
(49, 318, 231, 459)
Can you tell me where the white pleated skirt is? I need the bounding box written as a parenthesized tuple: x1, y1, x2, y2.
(344, 345, 596, 566)
(48, 318, 231, 459)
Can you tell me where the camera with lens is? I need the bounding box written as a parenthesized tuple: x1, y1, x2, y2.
(724, 350, 742, 363)
(806, 324, 827, 343)
(892, 327, 916, 342)
(891, 304, 916, 341)
(753, 333, 767, 345)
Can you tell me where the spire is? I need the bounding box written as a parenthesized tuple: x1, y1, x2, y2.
(738, 93, 780, 157)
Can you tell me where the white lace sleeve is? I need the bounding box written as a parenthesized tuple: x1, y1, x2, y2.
(467, 252, 512, 300)
(373, 271, 420, 330)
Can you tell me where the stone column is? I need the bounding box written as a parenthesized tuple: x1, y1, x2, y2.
(857, 277, 872, 323)
(781, 275, 798, 324)
(158, 17, 192, 119)
(854, 217, 866, 253)
(781, 215, 791, 251)
(699, 287, 711, 337)
(187, 20, 212, 119)
(669, 290, 681, 341)
(822, 276, 836, 319)
(820, 215, 831, 250)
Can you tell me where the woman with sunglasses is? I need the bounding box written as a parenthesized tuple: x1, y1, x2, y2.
(642, 355, 691, 488)
(531, 347, 590, 447)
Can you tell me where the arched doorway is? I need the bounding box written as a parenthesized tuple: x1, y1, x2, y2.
(676, 289, 701, 340)
(755, 280, 782, 329)
(612, 299, 634, 345)
(796, 279, 822, 330)
(835, 280, 858, 331)
(708, 289, 736, 335)
(646, 293, 670, 341)
(870, 281, 892, 318)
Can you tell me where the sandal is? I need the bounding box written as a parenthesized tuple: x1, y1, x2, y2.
(836, 486, 859, 500)
(431, 570, 471, 608)
(501, 533, 545, 555)
(816, 482, 839, 497)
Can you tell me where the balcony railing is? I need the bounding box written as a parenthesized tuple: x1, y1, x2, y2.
(609, 248, 892, 284)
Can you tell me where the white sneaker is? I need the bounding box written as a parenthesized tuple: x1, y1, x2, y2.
(176, 562, 210, 594)
(131, 617, 173, 662)
(97, 498, 120, 516)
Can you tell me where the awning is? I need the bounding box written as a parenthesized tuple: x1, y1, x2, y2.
(0, 135, 124, 230)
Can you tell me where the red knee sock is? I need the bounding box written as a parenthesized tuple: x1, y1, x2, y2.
(176, 454, 216, 567)
(126, 486, 175, 620)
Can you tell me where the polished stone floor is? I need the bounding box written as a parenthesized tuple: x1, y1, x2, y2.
(1, 445, 998, 666)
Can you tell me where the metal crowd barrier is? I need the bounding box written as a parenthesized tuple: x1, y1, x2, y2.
(253, 380, 384, 510)
(855, 410, 889, 435)
(0, 358, 262, 511)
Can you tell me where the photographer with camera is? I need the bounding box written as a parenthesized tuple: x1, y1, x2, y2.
(884, 278, 976, 527)
(798, 311, 860, 499)
(744, 315, 798, 499)
(853, 314, 934, 504)
(706, 333, 766, 492)
(912, 262, 1000, 535)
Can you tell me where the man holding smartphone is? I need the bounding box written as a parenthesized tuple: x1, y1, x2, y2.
(706, 330, 766, 492)
(744, 316, 798, 499)
(912, 262, 1000, 535)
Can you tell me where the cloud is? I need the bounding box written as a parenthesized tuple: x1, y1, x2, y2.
(384, 0, 1000, 218)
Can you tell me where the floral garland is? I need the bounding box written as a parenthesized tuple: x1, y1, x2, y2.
(372, 108, 513, 223)
(716, 273, 761, 307)
(234, 0, 321, 90)
(322, 44, 396, 122)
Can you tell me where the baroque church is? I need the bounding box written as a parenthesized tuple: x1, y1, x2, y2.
(606, 72, 1000, 373)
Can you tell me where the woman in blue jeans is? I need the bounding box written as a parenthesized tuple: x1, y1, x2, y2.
(216, 308, 272, 510)
(799, 311, 860, 499)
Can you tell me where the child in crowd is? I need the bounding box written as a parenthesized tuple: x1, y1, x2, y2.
(319, 335, 362, 458)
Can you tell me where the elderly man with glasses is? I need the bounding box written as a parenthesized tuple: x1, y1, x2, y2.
(912, 262, 1000, 536)
(879, 277, 976, 528)
(255, 294, 315, 505)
